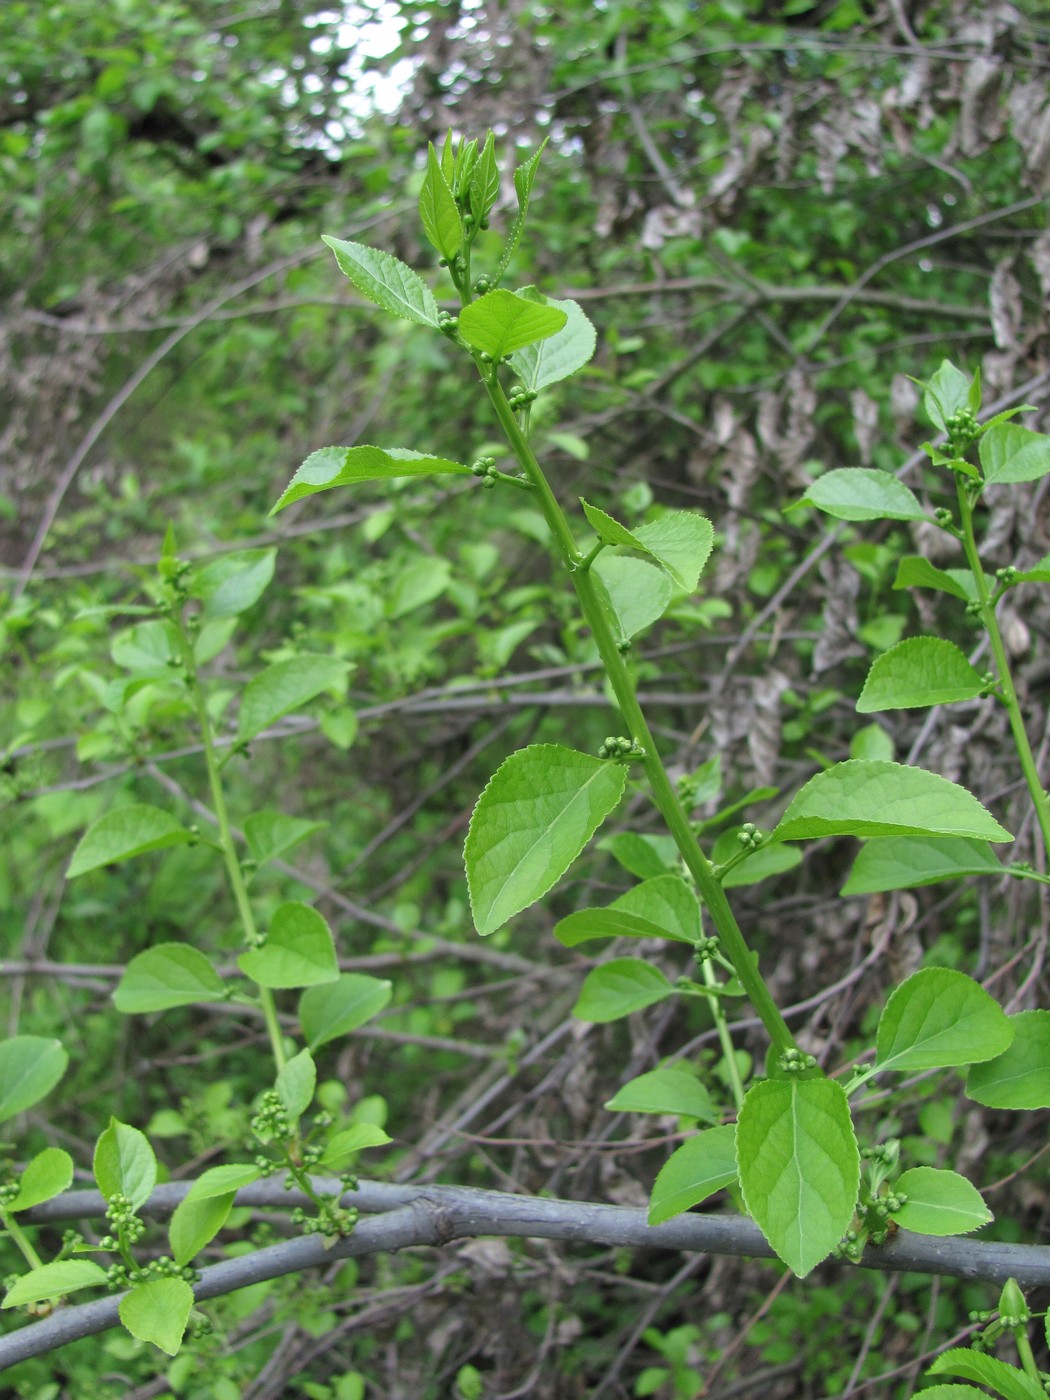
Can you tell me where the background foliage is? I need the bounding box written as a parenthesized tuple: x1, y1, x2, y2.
(2, 0, 1049, 1395)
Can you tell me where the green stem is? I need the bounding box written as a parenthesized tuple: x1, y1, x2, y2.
(482, 374, 797, 1056)
(1012, 1323, 1041, 1383)
(1, 1212, 43, 1270)
(699, 960, 745, 1109)
(956, 481, 1050, 860)
(175, 613, 287, 1074)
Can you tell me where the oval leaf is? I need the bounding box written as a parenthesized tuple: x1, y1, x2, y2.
(648, 1126, 738, 1225)
(857, 638, 986, 712)
(573, 958, 673, 1022)
(555, 875, 700, 948)
(465, 744, 627, 936)
(966, 1010, 1050, 1109)
(0, 1036, 68, 1125)
(592, 555, 673, 642)
(94, 1118, 157, 1211)
(67, 804, 193, 879)
(772, 761, 1011, 843)
(119, 1277, 194, 1356)
(114, 943, 225, 1014)
(237, 654, 349, 744)
(238, 902, 339, 989)
(300, 974, 393, 1049)
(736, 1078, 860, 1278)
(842, 836, 1002, 895)
(318, 1123, 392, 1172)
(606, 1068, 714, 1121)
(979, 422, 1050, 485)
(7, 1148, 75, 1212)
(792, 468, 927, 522)
(458, 289, 567, 358)
(275, 1047, 316, 1122)
(184, 1163, 262, 1204)
(2, 1260, 109, 1309)
(875, 968, 1013, 1073)
(321, 236, 440, 327)
(189, 548, 276, 619)
(244, 810, 328, 867)
(419, 142, 462, 261)
(271, 445, 470, 515)
(169, 1191, 235, 1267)
(509, 290, 597, 389)
(631, 513, 715, 593)
(891, 1167, 992, 1236)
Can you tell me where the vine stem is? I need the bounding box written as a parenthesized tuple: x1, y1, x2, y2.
(174, 611, 287, 1073)
(479, 369, 797, 1057)
(956, 481, 1050, 860)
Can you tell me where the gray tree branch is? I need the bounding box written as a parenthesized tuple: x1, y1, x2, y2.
(4, 1178, 1050, 1370)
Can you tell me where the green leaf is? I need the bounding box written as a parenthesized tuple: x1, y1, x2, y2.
(271, 445, 471, 514)
(736, 1078, 859, 1277)
(509, 290, 597, 389)
(875, 968, 1013, 1072)
(300, 974, 393, 1049)
(495, 139, 548, 281)
(119, 1277, 193, 1356)
(169, 1191, 235, 1267)
(966, 1010, 1050, 1109)
(605, 1068, 715, 1121)
(237, 654, 349, 743)
(183, 1163, 263, 1203)
(891, 1167, 992, 1236)
(573, 958, 674, 1022)
(419, 142, 462, 261)
(94, 1118, 157, 1211)
(790, 468, 927, 522)
(857, 638, 986, 712)
(1014, 550, 1050, 583)
(67, 804, 194, 878)
(2, 1260, 109, 1309)
(237, 902, 340, 988)
(555, 874, 700, 947)
(582, 504, 714, 596)
(647, 1127, 738, 1225)
(842, 836, 1002, 895)
(912, 1388, 987, 1398)
(592, 555, 673, 642)
(244, 810, 328, 867)
(893, 555, 976, 601)
(598, 832, 677, 879)
(189, 548, 276, 619)
(0, 1037, 68, 1124)
(467, 131, 500, 226)
(632, 513, 715, 593)
(321, 236, 440, 327)
(6, 1148, 75, 1212)
(465, 744, 627, 935)
(458, 290, 567, 358)
(927, 1348, 1046, 1400)
(771, 761, 1012, 843)
(979, 422, 1050, 484)
(318, 1123, 392, 1172)
(275, 1048, 316, 1122)
(923, 361, 974, 432)
(114, 943, 225, 1014)
(388, 556, 451, 619)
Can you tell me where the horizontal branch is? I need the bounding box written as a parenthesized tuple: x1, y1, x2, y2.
(5, 1178, 1050, 1369)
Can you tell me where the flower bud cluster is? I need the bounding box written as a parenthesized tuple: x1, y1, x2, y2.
(944, 407, 979, 453)
(598, 736, 645, 760)
(508, 387, 538, 413)
(777, 1048, 817, 1074)
(736, 822, 761, 850)
(251, 1090, 292, 1146)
